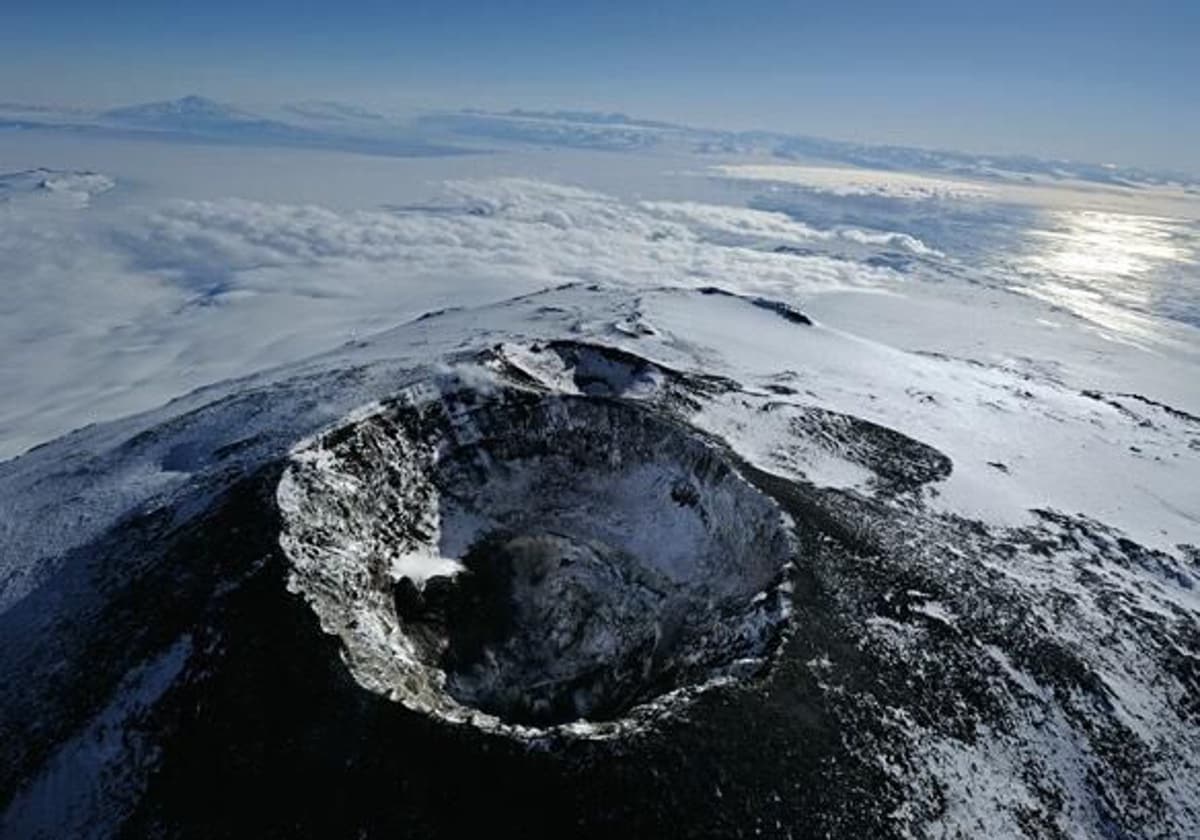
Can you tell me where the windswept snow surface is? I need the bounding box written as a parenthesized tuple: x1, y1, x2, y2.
(0, 168, 114, 208)
(1, 136, 1199, 838)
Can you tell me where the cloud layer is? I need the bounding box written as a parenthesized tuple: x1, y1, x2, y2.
(0, 175, 918, 459)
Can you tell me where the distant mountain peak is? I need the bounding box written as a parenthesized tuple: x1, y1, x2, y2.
(172, 94, 230, 112)
(101, 95, 259, 127)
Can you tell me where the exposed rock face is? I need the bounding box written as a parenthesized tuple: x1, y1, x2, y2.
(278, 388, 795, 736)
(2, 287, 1198, 839)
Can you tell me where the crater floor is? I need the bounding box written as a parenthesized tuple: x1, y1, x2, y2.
(279, 389, 796, 734)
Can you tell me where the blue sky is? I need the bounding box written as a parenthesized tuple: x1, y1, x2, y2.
(3, 0, 1199, 172)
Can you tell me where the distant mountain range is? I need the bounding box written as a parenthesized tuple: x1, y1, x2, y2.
(422, 108, 1200, 189)
(0, 95, 461, 158)
(101, 94, 281, 131)
(99, 95, 315, 145)
(2, 95, 1196, 188)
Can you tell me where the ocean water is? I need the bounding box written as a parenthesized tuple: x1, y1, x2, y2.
(1010, 209, 1200, 338)
(752, 187, 1200, 346)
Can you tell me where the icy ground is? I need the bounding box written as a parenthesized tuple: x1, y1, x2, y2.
(0, 138, 1198, 837)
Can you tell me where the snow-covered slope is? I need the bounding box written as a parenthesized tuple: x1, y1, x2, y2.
(0, 126, 1198, 837)
(0, 168, 114, 208)
(1, 282, 1197, 838)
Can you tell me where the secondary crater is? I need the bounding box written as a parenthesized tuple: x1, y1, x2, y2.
(278, 382, 796, 736)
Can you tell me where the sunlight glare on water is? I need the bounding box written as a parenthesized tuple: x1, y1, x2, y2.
(1014, 210, 1200, 345)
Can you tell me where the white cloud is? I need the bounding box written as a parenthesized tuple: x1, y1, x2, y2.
(0, 177, 912, 459)
(112, 179, 914, 301)
(642, 200, 941, 255)
(714, 164, 995, 200)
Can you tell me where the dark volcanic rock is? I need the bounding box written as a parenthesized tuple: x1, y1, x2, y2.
(2, 321, 1197, 839)
(278, 388, 797, 737)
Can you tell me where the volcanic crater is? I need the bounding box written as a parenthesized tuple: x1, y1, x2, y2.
(278, 384, 797, 735)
